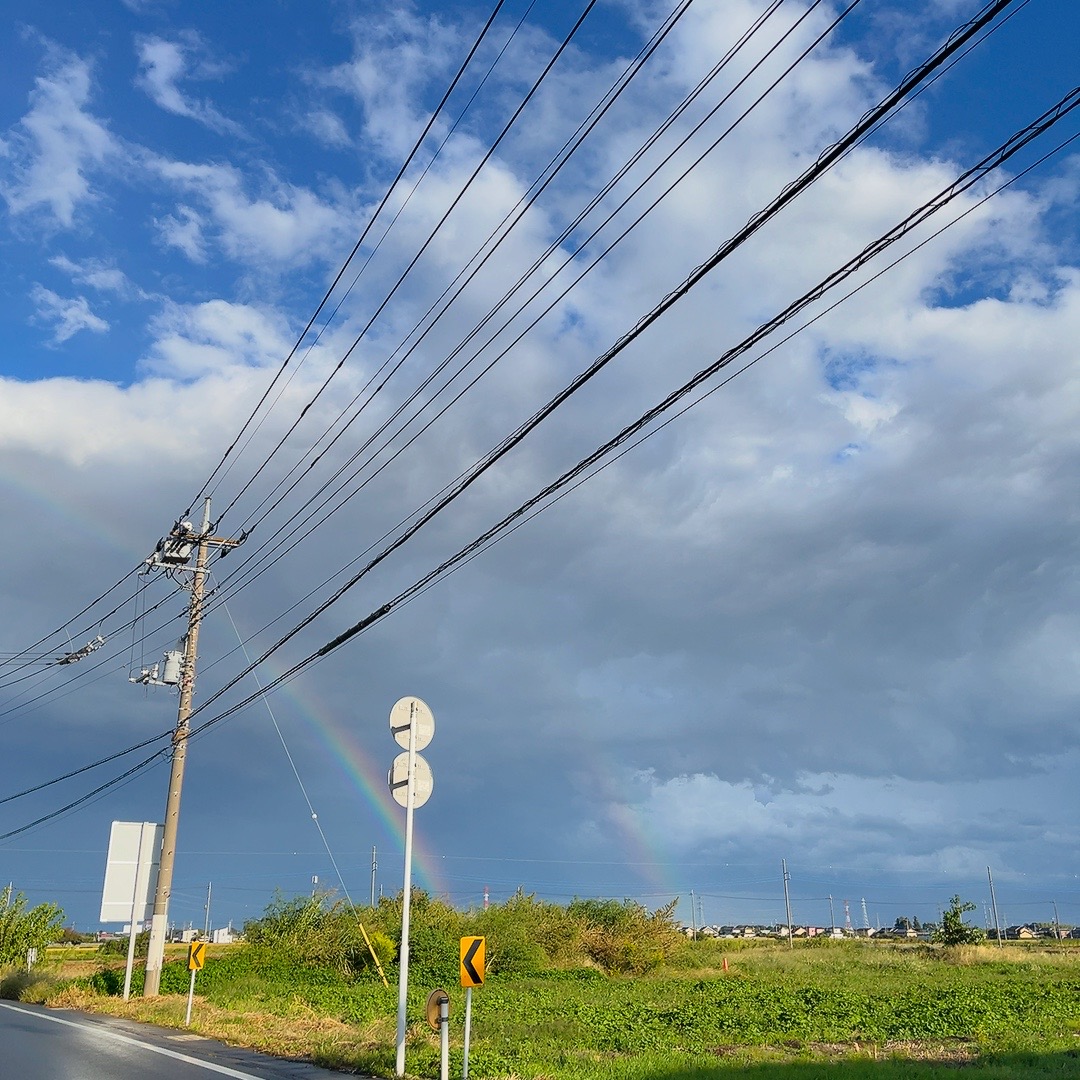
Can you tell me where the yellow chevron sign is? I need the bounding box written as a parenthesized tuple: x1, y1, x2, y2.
(187, 941, 206, 971)
(460, 936, 485, 986)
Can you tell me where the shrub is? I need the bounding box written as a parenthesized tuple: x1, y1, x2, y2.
(933, 896, 984, 946)
(0, 970, 59, 1003)
(567, 898, 683, 974)
(0, 886, 64, 965)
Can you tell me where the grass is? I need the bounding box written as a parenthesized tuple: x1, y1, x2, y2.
(17, 939, 1080, 1079)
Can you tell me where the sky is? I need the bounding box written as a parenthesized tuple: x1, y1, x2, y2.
(0, 0, 1078, 938)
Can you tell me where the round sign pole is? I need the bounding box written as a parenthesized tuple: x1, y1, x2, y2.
(394, 701, 417, 1078)
(391, 697, 434, 1079)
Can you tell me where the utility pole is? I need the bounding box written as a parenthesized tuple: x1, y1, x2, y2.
(371, 846, 377, 908)
(987, 866, 1004, 949)
(782, 861, 794, 948)
(143, 499, 239, 996)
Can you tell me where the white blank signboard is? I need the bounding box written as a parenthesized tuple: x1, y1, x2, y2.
(100, 821, 163, 924)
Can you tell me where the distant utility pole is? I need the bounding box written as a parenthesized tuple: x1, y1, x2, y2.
(987, 866, 1003, 949)
(782, 860, 793, 949)
(371, 847, 378, 908)
(143, 499, 240, 997)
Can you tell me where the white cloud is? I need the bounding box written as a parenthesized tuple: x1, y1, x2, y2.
(302, 108, 351, 148)
(155, 204, 208, 262)
(0, 48, 117, 226)
(320, 5, 461, 158)
(49, 254, 148, 299)
(29, 284, 109, 343)
(148, 157, 355, 266)
(140, 299, 294, 379)
(135, 34, 244, 137)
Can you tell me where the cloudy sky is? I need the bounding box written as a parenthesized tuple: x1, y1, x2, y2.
(1, 0, 1078, 937)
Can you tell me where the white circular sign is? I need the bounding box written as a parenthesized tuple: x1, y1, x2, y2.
(388, 751, 433, 809)
(389, 696, 435, 751)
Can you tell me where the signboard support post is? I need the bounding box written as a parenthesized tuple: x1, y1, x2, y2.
(185, 968, 196, 1026)
(463, 986, 473, 1080)
(394, 704, 418, 1077)
(122, 823, 151, 1001)
(389, 697, 435, 1079)
(185, 941, 206, 1026)
(439, 993, 449, 1080)
(459, 935, 484, 1079)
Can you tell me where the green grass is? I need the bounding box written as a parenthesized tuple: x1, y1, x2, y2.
(50, 939, 1080, 1079)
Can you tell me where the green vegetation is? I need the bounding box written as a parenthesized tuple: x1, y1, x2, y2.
(932, 895, 985, 946)
(0, 885, 64, 966)
(19, 890, 1080, 1079)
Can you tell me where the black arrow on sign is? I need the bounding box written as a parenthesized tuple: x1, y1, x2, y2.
(462, 938, 483, 985)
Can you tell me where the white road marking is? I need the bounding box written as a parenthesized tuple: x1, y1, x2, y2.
(0, 1001, 269, 1078)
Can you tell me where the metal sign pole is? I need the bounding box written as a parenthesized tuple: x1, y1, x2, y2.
(185, 968, 196, 1026)
(123, 823, 151, 1001)
(394, 702, 418, 1078)
(462, 985, 473, 1080)
(439, 995, 449, 1080)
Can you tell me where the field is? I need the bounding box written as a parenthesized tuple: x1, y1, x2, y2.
(15, 937, 1080, 1079)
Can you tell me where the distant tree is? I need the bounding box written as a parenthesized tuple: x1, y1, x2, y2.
(0, 886, 64, 964)
(912, 916, 922, 932)
(933, 896, 984, 946)
(98, 930, 149, 957)
(893, 916, 911, 932)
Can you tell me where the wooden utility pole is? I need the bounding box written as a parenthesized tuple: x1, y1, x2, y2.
(144, 499, 239, 996)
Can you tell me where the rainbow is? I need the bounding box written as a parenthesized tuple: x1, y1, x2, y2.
(276, 678, 445, 898)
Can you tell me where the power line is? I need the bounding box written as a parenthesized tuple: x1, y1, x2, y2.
(188, 0, 515, 513)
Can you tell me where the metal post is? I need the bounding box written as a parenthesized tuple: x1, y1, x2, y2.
(1053, 900, 1061, 941)
(987, 866, 1003, 948)
(144, 499, 211, 996)
(395, 702, 419, 1077)
(828, 895, 835, 935)
(371, 845, 377, 908)
(185, 967, 197, 1026)
(204, 881, 212, 938)
(463, 985, 473, 1080)
(439, 995, 449, 1080)
(122, 825, 152, 1002)
(782, 859, 793, 948)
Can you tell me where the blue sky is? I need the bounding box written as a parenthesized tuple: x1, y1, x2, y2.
(1, 0, 1079, 937)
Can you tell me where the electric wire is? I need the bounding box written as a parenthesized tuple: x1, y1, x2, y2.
(187, 0, 514, 512)
(179, 0, 1017, 712)
(207, 0, 794, 567)
(10, 109, 1071, 846)
(219, 594, 360, 912)
(210, 0, 601, 529)
(0, 0, 1050, 844)
(192, 0, 855, 625)
(200, 0, 1026, 628)
(222, 0, 706, 542)
(176, 72, 1065, 771)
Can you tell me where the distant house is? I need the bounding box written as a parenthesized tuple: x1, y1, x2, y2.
(1005, 925, 1037, 940)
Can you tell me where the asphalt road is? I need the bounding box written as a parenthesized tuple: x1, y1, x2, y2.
(0, 1001, 364, 1080)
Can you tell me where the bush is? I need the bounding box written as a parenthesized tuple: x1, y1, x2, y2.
(0, 970, 58, 1003)
(99, 931, 149, 957)
(0, 886, 64, 965)
(567, 898, 684, 974)
(933, 896, 984, 946)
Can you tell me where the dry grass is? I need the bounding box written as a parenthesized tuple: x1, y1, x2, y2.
(46, 984, 382, 1070)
